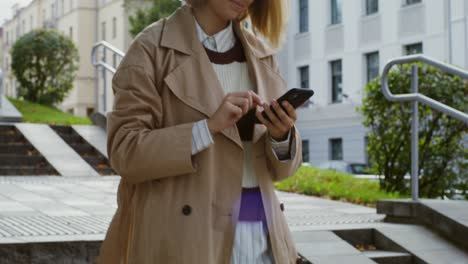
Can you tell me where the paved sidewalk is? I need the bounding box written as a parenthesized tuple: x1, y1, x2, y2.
(0, 176, 384, 245)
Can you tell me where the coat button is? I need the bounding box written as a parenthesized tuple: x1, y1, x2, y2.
(182, 205, 192, 216)
(280, 203, 284, 212)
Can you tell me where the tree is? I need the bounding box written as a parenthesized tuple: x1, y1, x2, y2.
(128, 0, 181, 38)
(359, 63, 467, 199)
(11, 29, 79, 106)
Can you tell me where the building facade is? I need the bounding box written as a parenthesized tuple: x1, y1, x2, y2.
(278, 0, 468, 166)
(1, 0, 150, 116)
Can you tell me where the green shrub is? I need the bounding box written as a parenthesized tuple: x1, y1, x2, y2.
(358, 63, 467, 198)
(275, 166, 403, 206)
(11, 29, 79, 106)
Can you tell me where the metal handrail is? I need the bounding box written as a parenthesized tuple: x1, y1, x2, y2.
(381, 55, 468, 201)
(91, 41, 125, 74)
(91, 41, 125, 113)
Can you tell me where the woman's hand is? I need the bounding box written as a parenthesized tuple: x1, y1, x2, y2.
(255, 100, 297, 141)
(207, 91, 263, 134)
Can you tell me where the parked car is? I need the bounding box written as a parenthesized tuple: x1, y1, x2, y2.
(317, 160, 371, 175)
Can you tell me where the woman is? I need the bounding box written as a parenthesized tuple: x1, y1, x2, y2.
(97, 0, 303, 263)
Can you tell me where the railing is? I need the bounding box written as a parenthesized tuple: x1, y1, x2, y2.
(0, 71, 3, 109)
(91, 41, 125, 113)
(381, 55, 468, 201)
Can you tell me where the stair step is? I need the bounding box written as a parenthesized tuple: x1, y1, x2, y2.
(57, 134, 83, 143)
(69, 143, 96, 154)
(51, 125, 74, 135)
(0, 166, 58, 176)
(0, 134, 27, 144)
(0, 129, 16, 136)
(0, 155, 47, 166)
(83, 156, 110, 166)
(0, 125, 15, 131)
(363, 250, 412, 264)
(0, 144, 37, 155)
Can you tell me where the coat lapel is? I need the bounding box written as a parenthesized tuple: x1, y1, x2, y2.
(161, 5, 244, 149)
(232, 21, 287, 144)
(160, 5, 286, 148)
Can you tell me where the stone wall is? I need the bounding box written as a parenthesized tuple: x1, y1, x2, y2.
(0, 241, 102, 264)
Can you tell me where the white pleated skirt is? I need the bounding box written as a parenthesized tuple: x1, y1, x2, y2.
(230, 221, 275, 264)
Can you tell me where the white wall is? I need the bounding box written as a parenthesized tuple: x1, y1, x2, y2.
(278, 0, 467, 165)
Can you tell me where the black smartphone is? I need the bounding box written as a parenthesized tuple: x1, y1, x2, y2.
(254, 88, 314, 124)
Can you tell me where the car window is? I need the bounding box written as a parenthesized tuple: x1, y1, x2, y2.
(350, 164, 369, 174)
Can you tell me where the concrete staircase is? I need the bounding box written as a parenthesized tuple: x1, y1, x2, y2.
(50, 125, 115, 176)
(377, 199, 468, 252)
(0, 125, 58, 175)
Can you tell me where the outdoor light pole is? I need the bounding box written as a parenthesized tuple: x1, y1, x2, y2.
(411, 65, 419, 201)
(0, 70, 3, 109)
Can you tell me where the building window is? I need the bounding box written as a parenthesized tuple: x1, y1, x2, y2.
(69, 26, 73, 39)
(331, 0, 342, 25)
(366, 0, 378, 15)
(366, 52, 379, 83)
(405, 43, 423, 55)
(101, 21, 106, 41)
(299, 66, 309, 88)
(86, 107, 95, 117)
(302, 140, 310, 162)
(299, 0, 308, 33)
(405, 0, 421, 5)
(329, 138, 343, 160)
(112, 17, 117, 39)
(330, 60, 342, 103)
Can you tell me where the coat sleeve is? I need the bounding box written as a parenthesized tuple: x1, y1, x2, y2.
(262, 54, 303, 181)
(106, 40, 197, 185)
(265, 125, 303, 181)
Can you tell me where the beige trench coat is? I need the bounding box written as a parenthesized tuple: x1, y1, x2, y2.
(96, 4, 303, 264)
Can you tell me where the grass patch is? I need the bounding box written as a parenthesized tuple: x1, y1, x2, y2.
(8, 97, 92, 125)
(275, 166, 404, 207)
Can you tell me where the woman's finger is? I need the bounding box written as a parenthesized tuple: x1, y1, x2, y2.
(264, 101, 287, 132)
(228, 97, 249, 115)
(282, 101, 297, 121)
(272, 100, 294, 128)
(249, 91, 263, 107)
(255, 108, 275, 131)
(227, 101, 243, 119)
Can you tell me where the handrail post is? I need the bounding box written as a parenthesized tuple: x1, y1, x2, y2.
(411, 65, 419, 201)
(91, 41, 125, 114)
(0, 73, 3, 109)
(102, 47, 107, 113)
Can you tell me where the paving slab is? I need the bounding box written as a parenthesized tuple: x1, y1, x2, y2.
(376, 224, 468, 263)
(0, 176, 466, 264)
(305, 254, 378, 264)
(421, 199, 468, 223)
(15, 123, 100, 177)
(72, 125, 108, 158)
(0, 95, 22, 123)
(412, 248, 468, 264)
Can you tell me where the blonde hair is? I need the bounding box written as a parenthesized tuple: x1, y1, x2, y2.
(186, 0, 290, 49)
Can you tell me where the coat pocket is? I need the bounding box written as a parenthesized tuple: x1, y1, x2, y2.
(211, 202, 232, 232)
